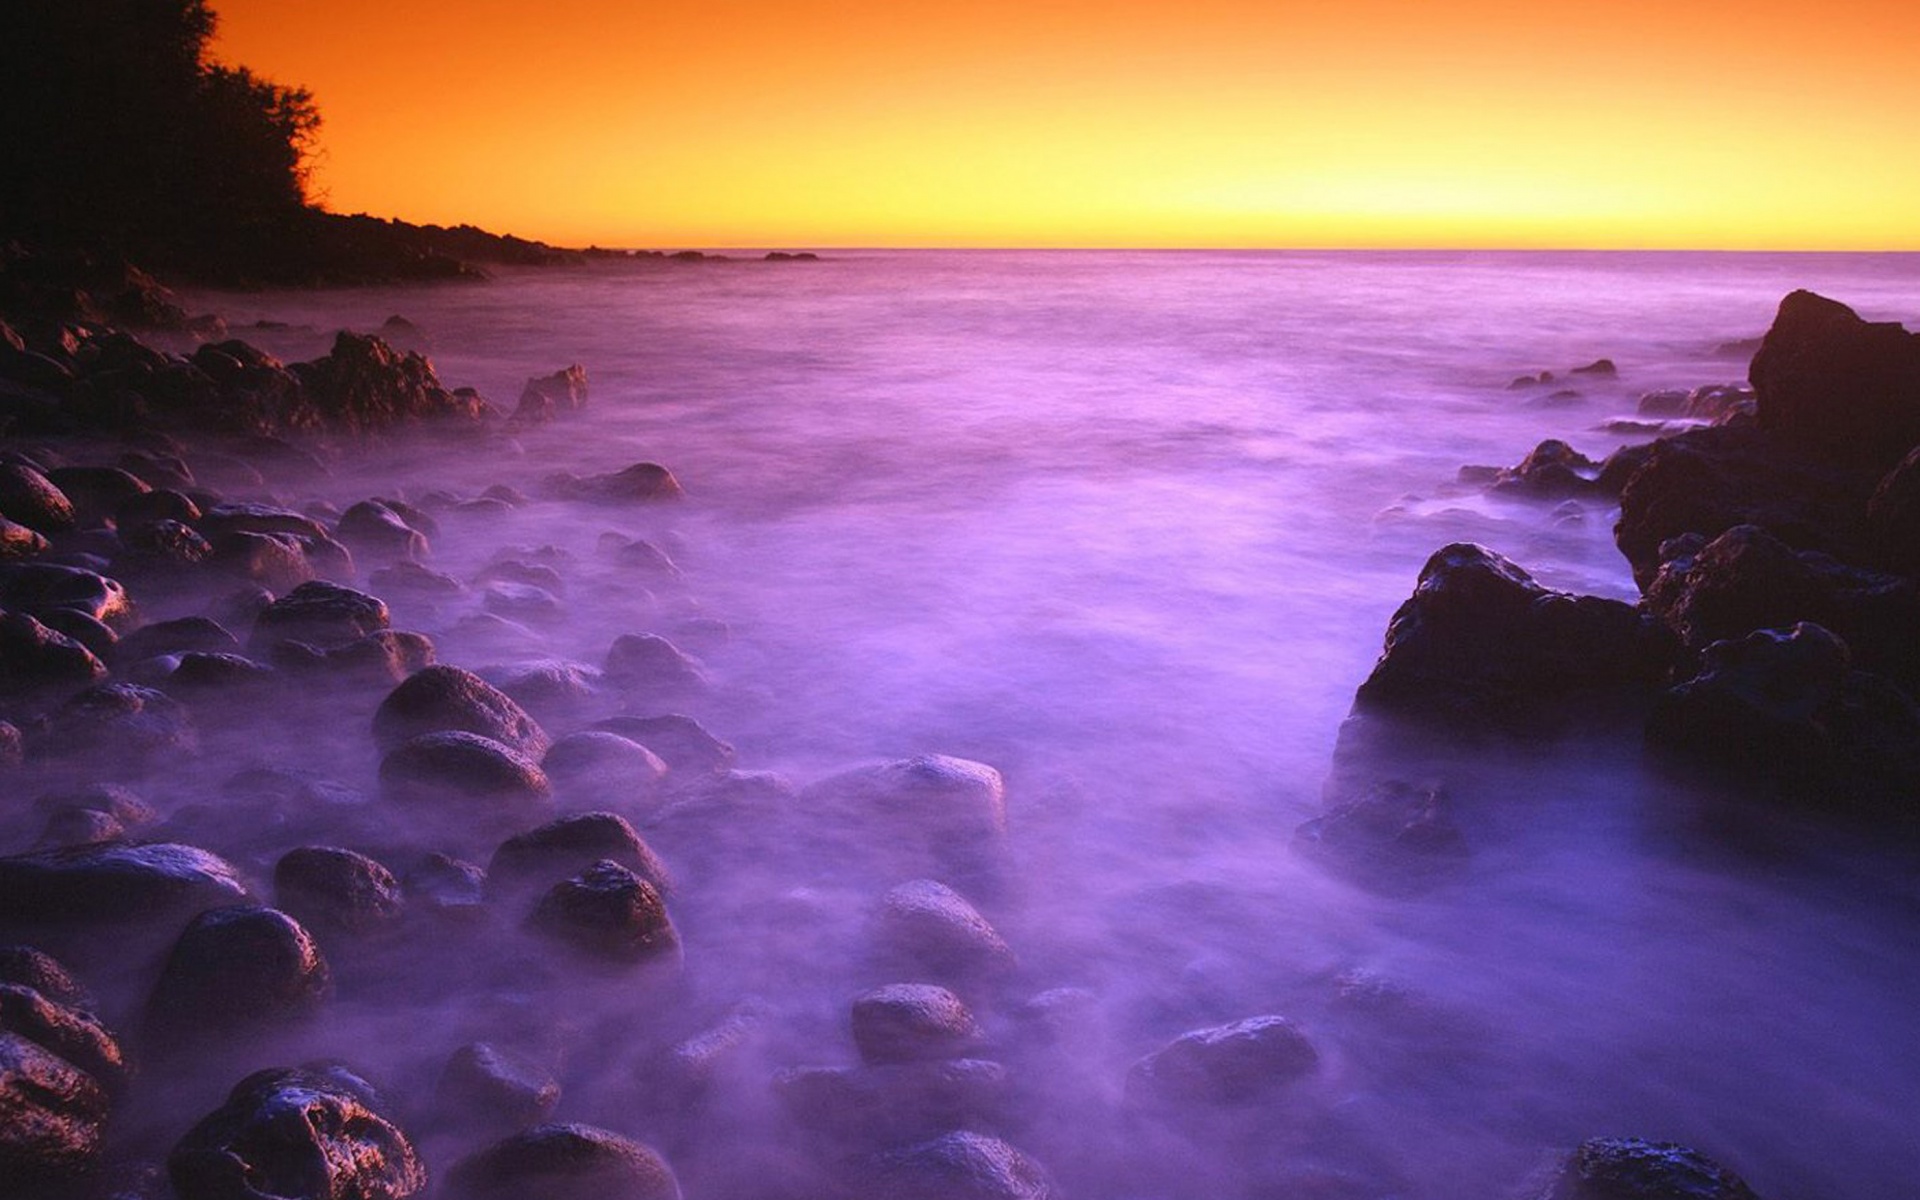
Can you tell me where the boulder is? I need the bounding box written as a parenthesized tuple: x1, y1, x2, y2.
(0, 562, 133, 627)
(0, 843, 246, 929)
(1487, 439, 1602, 498)
(337, 500, 429, 561)
(446, 1123, 679, 1200)
(1294, 779, 1468, 888)
(43, 465, 148, 528)
(433, 1042, 560, 1133)
(1532, 1137, 1760, 1200)
(603, 633, 708, 694)
(1867, 444, 1920, 574)
(540, 732, 669, 807)
(1129, 1015, 1319, 1107)
(146, 907, 331, 1045)
(513, 364, 589, 423)
(252, 581, 391, 651)
(547, 462, 686, 504)
(0, 1032, 109, 1188)
(168, 1067, 426, 1200)
(114, 616, 239, 664)
(0, 514, 49, 560)
(1750, 289, 1920, 467)
(489, 813, 670, 898)
(872, 879, 1016, 983)
(289, 331, 492, 435)
(49, 682, 198, 767)
(0, 947, 92, 1009)
(207, 530, 316, 592)
(1353, 544, 1676, 733)
(273, 847, 404, 938)
(593, 713, 734, 775)
(0, 611, 107, 698)
(0, 983, 126, 1093)
(373, 665, 549, 757)
(527, 861, 680, 967)
(850, 983, 981, 1066)
(379, 732, 553, 830)
(857, 1131, 1052, 1200)
(0, 463, 75, 534)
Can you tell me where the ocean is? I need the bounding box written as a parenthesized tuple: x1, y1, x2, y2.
(184, 251, 1920, 1199)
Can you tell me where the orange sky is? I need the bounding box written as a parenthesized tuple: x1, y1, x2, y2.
(214, 0, 1920, 250)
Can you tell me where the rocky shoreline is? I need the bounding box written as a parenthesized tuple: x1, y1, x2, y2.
(2, 274, 1910, 1199)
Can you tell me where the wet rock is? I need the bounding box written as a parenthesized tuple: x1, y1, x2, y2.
(0, 514, 49, 560)
(1750, 289, 1920, 468)
(601, 534, 685, 581)
(1685, 383, 1754, 422)
(0, 947, 92, 1009)
(447, 1123, 680, 1200)
(0, 611, 107, 698)
(857, 1130, 1052, 1200)
(489, 812, 671, 898)
(485, 660, 601, 725)
(603, 633, 708, 694)
(806, 755, 1007, 846)
(1571, 358, 1618, 377)
(146, 906, 331, 1044)
(115, 517, 214, 576)
(1352, 543, 1677, 733)
(36, 606, 116, 661)
(1129, 1015, 1319, 1106)
(548, 462, 686, 504)
(513, 364, 590, 423)
(274, 847, 404, 938)
(208, 530, 314, 592)
(402, 853, 488, 918)
(0, 843, 246, 931)
(650, 1005, 764, 1111)
(337, 499, 429, 561)
(1867, 444, 1920, 574)
(527, 861, 680, 967)
(252, 581, 391, 651)
(168, 1066, 426, 1200)
(850, 983, 981, 1066)
(50, 682, 198, 767)
(0, 983, 126, 1093)
(1636, 389, 1688, 417)
(114, 487, 202, 530)
(872, 879, 1016, 983)
(777, 1058, 1009, 1146)
(292, 629, 437, 688)
(165, 651, 279, 696)
(373, 665, 549, 757)
(197, 501, 329, 543)
(483, 580, 562, 623)
(434, 1042, 560, 1133)
(0, 1032, 109, 1188)
(368, 560, 464, 599)
(32, 784, 156, 835)
(0, 462, 75, 534)
(1488, 439, 1602, 498)
(44, 465, 148, 528)
(1294, 780, 1468, 887)
(540, 732, 669, 806)
(0, 562, 134, 627)
(593, 713, 735, 775)
(0, 720, 19, 768)
(36, 807, 127, 848)
(114, 615, 239, 664)
(379, 732, 554, 830)
(290, 331, 493, 435)
(1533, 1137, 1760, 1200)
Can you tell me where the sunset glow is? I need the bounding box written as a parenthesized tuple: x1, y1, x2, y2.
(214, 0, 1920, 249)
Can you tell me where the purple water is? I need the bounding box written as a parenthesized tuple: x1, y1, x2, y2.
(172, 251, 1920, 1198)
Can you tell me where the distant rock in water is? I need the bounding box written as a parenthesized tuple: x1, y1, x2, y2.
(546, 462, 686, 504)
(290, 331, 494, 435)
(1531, 1137, 1761, 1200)
(514, 364, 589, 423)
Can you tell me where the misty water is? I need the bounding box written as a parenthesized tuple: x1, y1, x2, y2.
(136, 251, 1920, 1198)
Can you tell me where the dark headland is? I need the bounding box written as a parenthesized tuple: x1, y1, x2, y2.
(3, 5, 1918, 1200)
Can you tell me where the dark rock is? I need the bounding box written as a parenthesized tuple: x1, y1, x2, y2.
(252, 581, 391, 651)
(540, 732, 669, 804)
(168, 1066, 426, 1200)
(1867, 445, 1920, 573)
(592, 714, 735, 775)
(379, 732, 554, 831)
(490, 812, 670, 898)
(166, 651, 279, 696)
(0, 843, 246, 928)
(274, 847, 404, 938)
(858, 1131, 1052, 1200)
(208, 530, 315, 592)
(114, 616, 238, 664)
(1294, 780, 1468, 887)
(50, 682, 197, 766)
(527, 861, 679, 967)
(368, 560, 465, 599)
(0, 514, 50, 560)
(1489, 439, 1602, 497)
(446, 1123, 680, 1200)
(513, 364, 589, 423)
(434, 1042, 560, 1133)
(337, 500, 429, 561)
(547, 462, 686, 504)
(293, 630, 436, 688)
(0, 983, 126, 1093)
(35, 607, 115, 661)
(0, 947, 92, 1010)
(1685, 383, 1754, 422)
(1613, 424, 1873, 589)
(1353, 544, 1677, 733)
(850, 983, 981, 1066)
(1128, 1014, 1319, 1106)
(146, 906, 330, 1044)
(484, 660, 600, 725)
(872, 879, 1015, 983)
(0, 720, 19, 768)
(775, 1058, 1010, 1146)
(1750, 289, 1920, 467)
(603, 633, 708, 694)
(32, 784, 155, 832)
(43, 466, 148, 528)
(0, 1032, 109, 1188)
(117, 449, 195, 492)
(0, 463, 75, 534)
(601, 534, 684, 581)
(116, 517, 214, 575)
(36, 807, 127, 848)
(373, 665, 549, 757)
(482, 581, 562, 623)
(0, 562, 134, 627)
(196, 501, 328, 543)
(0, 611, 107, 698)
(1533, 1137, 1760, 1200)
(1636, 389, 1688, 417)
(289, 331, 493, 435)
(402, 852, 488, 917)
(1571, 358, 1618, 377)
(801, 756, 1010, 887)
